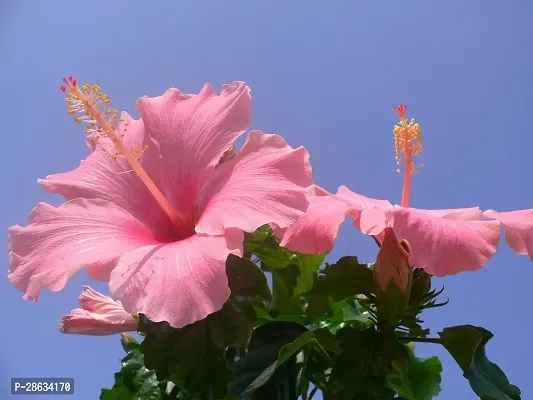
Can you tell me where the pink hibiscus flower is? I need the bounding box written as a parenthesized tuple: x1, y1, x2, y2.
(8, 77, 312, 328)
(60, 286, 137, 336)
(279, 105, 533, 276)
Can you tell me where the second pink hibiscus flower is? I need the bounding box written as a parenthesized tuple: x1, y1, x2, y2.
(279, 105, 533, 276)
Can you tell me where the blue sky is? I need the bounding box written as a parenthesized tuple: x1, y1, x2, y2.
(2, 1, 532, 399)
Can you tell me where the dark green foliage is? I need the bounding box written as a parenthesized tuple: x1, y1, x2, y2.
(438, 325, 521, 400)
(100, 226, 520, 400)
(386, 347, 442, 400)
(100, 335, 180, 400)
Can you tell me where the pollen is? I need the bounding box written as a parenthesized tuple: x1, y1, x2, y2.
(60, 77, 129, 150)
(393, 104, 423, 175)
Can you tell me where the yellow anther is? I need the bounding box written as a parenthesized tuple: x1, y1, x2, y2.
(392, 104, 423, 208)
(392, 105, 423, 175)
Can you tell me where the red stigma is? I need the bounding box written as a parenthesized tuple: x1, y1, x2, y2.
(393, 104, 408, 119)
(60, 76, 78, 92)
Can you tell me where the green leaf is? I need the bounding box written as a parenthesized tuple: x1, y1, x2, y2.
(341, 297, 365, 322)
(305, 279, 331, 320)
(226, 254, 271, 302)
(229, 322, 312, 398)
(222, 255, 269, 347)
(321, 257, 375, 294)
(271, 265, 301, 313)
(293, 253, 327, 296)
(438, 325, 521, 400)
(139, 317, 233, 399)
(100, 384, 132, 400)
(100, 339, 173, 400)
(245, 224, 326, 300)
(386, 348, 442, 400)
(329, 326, 405, 399)
(301, 349, 332, 395)
(252, 356, 303, 400)
(313, 327, 340, 354)
(311, 296, 372, 335)
(306, 256, 375, 322)
(244, 225, 292, 269)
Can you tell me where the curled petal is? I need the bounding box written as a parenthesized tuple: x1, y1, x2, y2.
(195, 131, 312, 235)
(109, 230, 244, 329)
(136, 82, 251, 222)
(335, 186, 393, 235)
(60, 286, 137, 335)
(77, 285, 126, 313)
(484, 209, 533, 261)
(392, 206, 501, 276)
(216, 144, 237, 169)
(375, 228, 411, 294)
(38, 114, 173, 237)
(8, 199, 156, 300)
(279, 195, 347, 254)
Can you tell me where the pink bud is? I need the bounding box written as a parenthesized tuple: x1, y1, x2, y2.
(375, 227, 411, 294)
(59, 286, 137, 336)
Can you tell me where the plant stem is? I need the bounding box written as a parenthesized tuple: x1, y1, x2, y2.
(307, 386, 318, 400)
(398, 336, 441, 344)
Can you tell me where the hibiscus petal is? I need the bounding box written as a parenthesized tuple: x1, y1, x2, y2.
(77, 285, 127, 314)
(8, 199, 156, 300)
(109, 230, 244, 328)
(136, 82, 251, 222)
(392, 206, 501, 276)
(195, 130, 312, 235)
(335, 186, 393, 235)
(273, 185, 332, 243)
(484, 209, 533, 261)
(279, 195, 347, 254)
(60, 286, 137, 336)
(312, 185, 334, 197)
(38, 113, 172, 237)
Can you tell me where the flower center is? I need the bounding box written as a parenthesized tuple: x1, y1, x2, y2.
(60, 76, 185, 231)
(393, 104, 423, 207)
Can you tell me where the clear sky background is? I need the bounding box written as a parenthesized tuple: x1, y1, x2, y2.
(2, 1, 532, 399)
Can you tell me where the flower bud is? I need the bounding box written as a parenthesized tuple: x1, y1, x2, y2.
(375, 227, 411, 294)
(60, 286, 137, 335)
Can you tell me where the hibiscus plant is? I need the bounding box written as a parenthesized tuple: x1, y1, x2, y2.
(8, 76, 530, 399)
